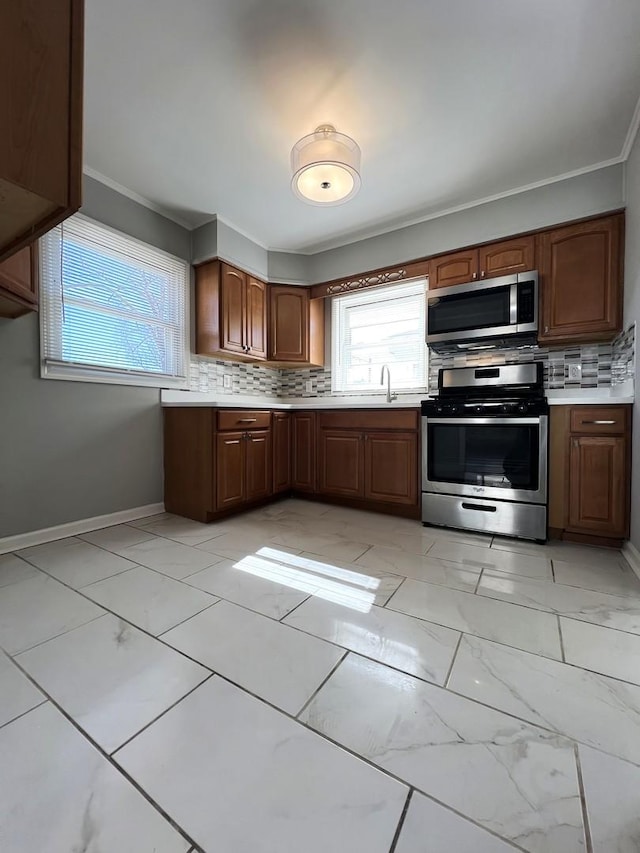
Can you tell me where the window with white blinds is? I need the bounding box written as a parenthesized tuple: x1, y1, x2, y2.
(331, 280, 428, 394)
(40, 215, 189, 388)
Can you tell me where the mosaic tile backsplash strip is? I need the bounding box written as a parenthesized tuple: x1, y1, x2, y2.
(189, 324, 634, 398)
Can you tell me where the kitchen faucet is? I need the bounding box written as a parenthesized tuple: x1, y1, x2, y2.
(380, 364, 397, 403)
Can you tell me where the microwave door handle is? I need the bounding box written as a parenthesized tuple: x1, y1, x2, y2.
(509, 284, 518, 324)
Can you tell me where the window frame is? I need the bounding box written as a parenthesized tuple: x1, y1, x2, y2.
(39, 214, 191, 389)
(330, 278, 428, 396)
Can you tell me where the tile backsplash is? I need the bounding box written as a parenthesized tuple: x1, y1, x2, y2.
(189, 324, 635, 399)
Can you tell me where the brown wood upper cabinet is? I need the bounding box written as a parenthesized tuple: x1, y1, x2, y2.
(429, 236, 535, 289)
(0, 0, 84, 263)
(196, 261, 267, 360)
(537, 214, 623, 345)
(0, 244, 39, 318)
(269, 285, 324, 366)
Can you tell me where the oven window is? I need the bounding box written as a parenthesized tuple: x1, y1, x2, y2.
(428, 285, 511, 334)
(428, 423, 540, 490)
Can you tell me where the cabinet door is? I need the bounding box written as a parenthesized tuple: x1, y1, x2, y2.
(246, 429, 272, 501)
(0, 244, 38, 318)
(318, 430, 364, 498)
(538, 215, 623, 344)
(269, 286, 309, 362)
(246, 277, 267, 360)
(272, 412, 291, 494)
(364, 432, 418, 506)
(0, 0, 83, 260)
(429, 249, 479, 289)
(568, 435, 628, 538)
(478, 236, 534, 279)
(216, 432, 245, 509)
(220, 264, 246, 354)
(292, 412, 317, 492)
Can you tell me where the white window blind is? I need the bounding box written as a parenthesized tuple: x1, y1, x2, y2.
(331, 280, 427, 394)
(40, 215, 189, 388)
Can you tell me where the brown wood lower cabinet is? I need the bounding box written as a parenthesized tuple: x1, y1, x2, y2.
(317, 411, 420, 512)
(163, 406, 420, 523)
(273, 412, 291, 494)
(292, 412, 316, 492)
(246, 429, 272, 501)
(549, 404, 631, 545)
(216, 431, 246, 510)
(364, 432, 418, 505)
(568, 435, 627, 538)
(318, 430, 364, 498)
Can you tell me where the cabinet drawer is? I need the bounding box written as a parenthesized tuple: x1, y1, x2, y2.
(318, 410, 418, 431)
(217, 410, 272, 431)
(569, 407, 628, 435)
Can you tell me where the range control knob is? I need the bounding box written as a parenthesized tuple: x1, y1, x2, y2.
(474, 405, 483, 414)
(449, 403, 461, 415)
(517, 402, 529, 414)
(435, 404, 445, 414)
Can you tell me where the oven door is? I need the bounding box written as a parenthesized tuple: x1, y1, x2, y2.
(422, 416, 548, 504)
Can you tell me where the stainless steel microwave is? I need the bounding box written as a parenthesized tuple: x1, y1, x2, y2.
(426, 271, 538, 352)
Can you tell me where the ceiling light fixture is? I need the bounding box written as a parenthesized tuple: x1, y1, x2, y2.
(291, 124, 361, 205)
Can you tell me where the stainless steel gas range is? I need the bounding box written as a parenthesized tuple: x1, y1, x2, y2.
(421, 363, 549, 542)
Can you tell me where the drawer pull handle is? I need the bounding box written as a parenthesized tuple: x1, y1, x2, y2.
(461, 502, 497, 513)
(237, 418, 257, 423)
(581, 420, 616, 425)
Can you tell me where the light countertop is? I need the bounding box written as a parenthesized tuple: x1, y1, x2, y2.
(161, 385, 634, 409)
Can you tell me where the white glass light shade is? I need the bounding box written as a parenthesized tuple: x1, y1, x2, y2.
(291, 125, 361, 205)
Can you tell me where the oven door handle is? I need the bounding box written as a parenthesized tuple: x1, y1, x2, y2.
(461, 502, 497, 513)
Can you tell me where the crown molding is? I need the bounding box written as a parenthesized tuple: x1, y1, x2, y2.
(83, 166, 196, 230)
(621, 92, 640, 161)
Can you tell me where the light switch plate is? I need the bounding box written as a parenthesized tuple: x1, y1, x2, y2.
(223, 374, 232, 389)
(567, 364, 582, 381)
(305, 380, 313, 393)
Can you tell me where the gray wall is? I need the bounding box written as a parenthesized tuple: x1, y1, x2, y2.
(0, 176, 191, 538)
(624, 139, 640, 550)
(307, 165, 625, 283)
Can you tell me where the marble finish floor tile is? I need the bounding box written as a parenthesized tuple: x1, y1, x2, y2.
(355, 546, 480, 591)
(395, 791, 517, 853)
(296, 551, 404, 607)
(0, 703, 189, 853)
(560, 617, 640, 685)
(387, 578, 562, 659)
(119, 537, 222, 579)
(269, 529, 371, 563)
(0, 573, 104, 654)
(552, 558, 640, 597)
(185, 557, 311, 619)
(80, 523, 157, 552)
(195, 531, 300, 562)
(17, 537, 138, 588)
(578, 745, 640, 853)
(0, 652, 45, 728)
(491, 537, 626, 568)
(163, 601, 344, 714)
(448, 635, 640, 765)
(116, 676, 407, 853)
(427, 540, 552, 580)
(83, 566, 218, 635)
(283, 596, 460, 685)
(132, 514, 227, 546)
(0, 552, 40, 587)
(478, 571, 640, 634)
(301, 655, 584, 852)
(18, 614, 209, 752)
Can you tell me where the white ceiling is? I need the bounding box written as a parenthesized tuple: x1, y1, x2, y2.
(84, 0, 640, 253)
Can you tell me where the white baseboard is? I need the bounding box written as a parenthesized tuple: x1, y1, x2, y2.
(622, 539, 640, 581)
(0, 503, 165, 555)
